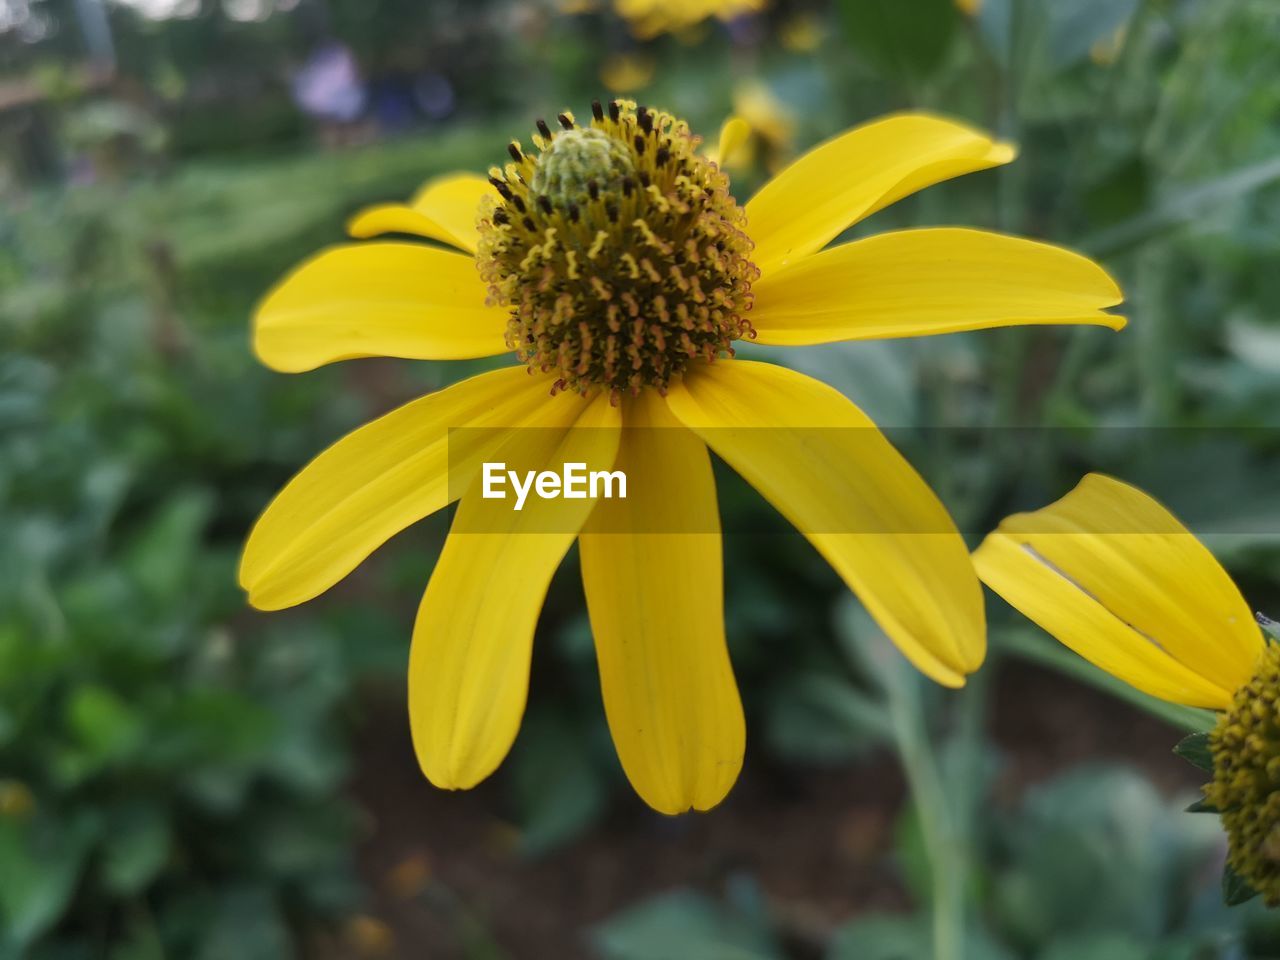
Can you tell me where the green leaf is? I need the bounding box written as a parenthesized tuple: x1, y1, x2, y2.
(592, 889, 779, 960)
(1084, 155, 1151, 227)
(835, 0, 958, 80)
(65, 684, 144, 766)
(508, 708, 606, 859)
(0, 816, 95, 949)
(101, 808, 170, 896)
(123, 489, 214, 605)
(1082, 155, 1280, 258)
(829, 915, 929, 960)
(1041, 0, 1139, 70)
(990, 767, 1177, 943)
(829, 914, 1013, 960)
(1040, 933, 1147, 960)
(1184, 797, 1218, 814)
(1223, 864, 1260, 907)
(763, 670, 891, 764)
(195, 888, 293, 960)
(1174, 733, 1215, 773)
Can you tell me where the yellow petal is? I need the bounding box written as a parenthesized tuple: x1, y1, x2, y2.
(746, 113, 1015, 277)
(665, 360, 985, 686)
(713, 116, 751, 168)
(751, 228, 1125, 345)
(347, 173, 491, 252)
(253, 243, 510, 372)
(973, 473, 1261, 709)
(409, 395, 622, 789)
(580, 390, 744, 815)
(240, 366, 578, 611)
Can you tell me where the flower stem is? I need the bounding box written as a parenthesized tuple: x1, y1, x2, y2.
(882, 665, 967, 960)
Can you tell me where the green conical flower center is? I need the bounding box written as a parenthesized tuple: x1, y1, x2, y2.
(531, 128, 635, 206)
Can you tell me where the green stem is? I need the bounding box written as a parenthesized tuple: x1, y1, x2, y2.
(883, 669, 965, 960)
(1135, 243, 1176, 425)
(995, 628, 1215, 732)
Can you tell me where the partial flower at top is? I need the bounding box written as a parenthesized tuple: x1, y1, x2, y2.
(718, 80, 796, 173)
(241, 101, 1125, 815)
(600, 52, 656, 93)
(779, 13, 823, 53)
(613, 0, 764, 39)
(973, 474, 1277, 902)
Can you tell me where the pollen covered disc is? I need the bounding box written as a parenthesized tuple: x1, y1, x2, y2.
(477, 100, 758, 398)
(1207, 642, 1280, 904)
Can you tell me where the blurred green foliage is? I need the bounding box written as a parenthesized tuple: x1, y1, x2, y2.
(591, 763, 1279, 960)
(2, 0, 1280, 955)
(0, 125, 517, 955)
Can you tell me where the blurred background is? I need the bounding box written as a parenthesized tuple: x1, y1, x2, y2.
(3, 0, 1280, 956)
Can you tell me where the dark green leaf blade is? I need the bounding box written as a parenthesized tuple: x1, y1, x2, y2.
(1174, 733, 1214, 773)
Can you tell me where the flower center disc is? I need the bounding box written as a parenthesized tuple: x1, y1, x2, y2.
(476, 100, 758, 399)
(1207, 642, 1280, 903)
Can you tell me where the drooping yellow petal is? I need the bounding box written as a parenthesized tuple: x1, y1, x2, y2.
(253, 243, 510, 372)
(580, 391, 744, 815)
(666, 360, 985, 687)
(346, 173, 491, 253)
(751, 228, 1125, 345)
(409, 395, 622, 790)
(746, 114, 1015, 277)
(713, 116, 751, 168)
(973, 474, 1262, 710)
(240, 367, 579, 611)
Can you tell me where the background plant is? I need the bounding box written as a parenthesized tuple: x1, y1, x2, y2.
(2, 0, 1279, 956)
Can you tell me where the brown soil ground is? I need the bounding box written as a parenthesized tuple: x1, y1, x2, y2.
(346, 658, 1202, 960)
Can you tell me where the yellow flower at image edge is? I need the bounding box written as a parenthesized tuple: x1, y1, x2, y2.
(241, 101, 1125, 815)
(599, 53, 655, 94)
(614, 0, 765, 39)
(973, 474, 1277, 901)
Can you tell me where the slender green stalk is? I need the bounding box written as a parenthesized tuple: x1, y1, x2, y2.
(995, 627, 1215, 732)
(1135, 243, 1177, 425)
(882, 667, 965, 960)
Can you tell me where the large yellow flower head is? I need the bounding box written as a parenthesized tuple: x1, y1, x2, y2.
(242, 103, 1124, 815)
(974, 474, 1275, 901)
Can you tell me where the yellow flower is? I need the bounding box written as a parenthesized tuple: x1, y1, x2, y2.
(241, 102, 1125, 815)
(779, 13, 823, 53)
(973, 474, 1277, 899)
(720, 80, 796, 173)
(955, 0, 981, 15)
(614, 0, 764, 39)
(599, 52, 655, 93)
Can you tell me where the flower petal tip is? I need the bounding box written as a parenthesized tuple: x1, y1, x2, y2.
(642, 789, 733, 817)
(989, 140, 1018, 164)
(249, 331, 313, 374)
(344, 208, 381, 239)
(242, 584, 290, 613)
